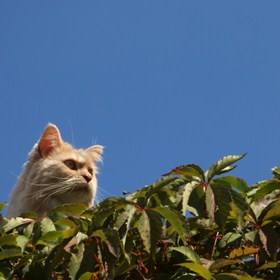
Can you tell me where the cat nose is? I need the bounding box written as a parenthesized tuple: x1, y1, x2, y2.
(82, 172, 92, 183)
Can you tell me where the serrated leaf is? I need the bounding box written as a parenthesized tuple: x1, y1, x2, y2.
(247, 179, 280, 201)
(164, 164, 205, 181)
(170, 246, 201, 264)
(178, 263, 213, 280)
(182, 181, 200, 216)
(206, 154, 246, 181)
(214, 176, 249, 193)
(3, 217, 33, 232)
(137, 209, 162, 255)
(153, 207, 188, 242)
(132, 176, 178, 200)
(51, 203, 88, 216)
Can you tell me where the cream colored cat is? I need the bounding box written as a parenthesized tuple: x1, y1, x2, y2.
(6, 124, 103, 218)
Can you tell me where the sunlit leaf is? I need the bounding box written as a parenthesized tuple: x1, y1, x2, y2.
(205, 154, 247, 181)
(3, 217, 33, 232)
(260, 199, 280, 223)
(255, 261, 278, 271)
(247, 179, 280, 202)
(69, 243, 85, 280)
(164, 164, 205, 181)
(182, 181, 199, 216)
(229, 246, 259, 259)
(213, 176, 249, 193)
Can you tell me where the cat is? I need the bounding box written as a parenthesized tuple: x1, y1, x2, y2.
(6, 123, 103, 218)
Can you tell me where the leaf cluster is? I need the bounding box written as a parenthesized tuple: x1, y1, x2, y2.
(0, 154, 279, 279)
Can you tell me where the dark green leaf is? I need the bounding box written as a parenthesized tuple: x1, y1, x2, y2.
(211, 183, 232, 231)
(0, 248, 22, 260)
(178, 263, 213, 280)
(153, 207, 188, 242)
(137, 209, 162, 255)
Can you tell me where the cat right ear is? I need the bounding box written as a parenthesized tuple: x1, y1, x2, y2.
(38, 124, 62, 157)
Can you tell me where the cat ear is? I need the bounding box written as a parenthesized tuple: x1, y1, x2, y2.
(38, 124, 62, 157)
(86, 145, 104, 163)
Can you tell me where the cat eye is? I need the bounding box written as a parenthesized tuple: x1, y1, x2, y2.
(64, 159, 78, 170)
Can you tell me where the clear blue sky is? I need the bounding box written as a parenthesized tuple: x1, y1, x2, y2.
(1, 2, 280, 208)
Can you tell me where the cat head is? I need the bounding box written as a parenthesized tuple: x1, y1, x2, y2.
(27, 123, 103, 207)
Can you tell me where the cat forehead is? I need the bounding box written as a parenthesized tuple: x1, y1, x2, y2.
(53, 147, 94, 165)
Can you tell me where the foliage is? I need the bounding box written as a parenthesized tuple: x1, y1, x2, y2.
(0, 154, 279, 279)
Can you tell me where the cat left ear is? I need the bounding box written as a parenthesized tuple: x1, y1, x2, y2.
(86, 145, 104, 163)
(38, 124, 62, 157)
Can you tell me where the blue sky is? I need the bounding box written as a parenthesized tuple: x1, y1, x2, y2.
(1, 2, 280, 209)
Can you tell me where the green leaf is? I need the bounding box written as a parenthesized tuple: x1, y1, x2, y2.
(153, 206, 188, 242)
(40, 217, 56, 234)
(78, 272, 96, 280)
(0, 202, 6, 212)
(0, 248, 22, 260)
(137, 209, 162, 255)
(132, 176, 178, 200)
(51, 203, 88, 216)
(210, 183, 232, 231)
(255, 261, 278, 271)
(3, 217, 33, 232)
(164, 164, 205, 181)
(209, 259, 240, 271)
(206, 185, 215, 223)
(205, 154, 247, 181)
(182, 181, 200, 216)
(92, 228, 120, 257)
(0, 235, 17, 247)
(178, 263, 213, 280)
(261, 199, 280, 222)
(247, 179, 280, 202)
(272, 166, 280, 179)
(213, 176, 249, 193)
(16, 235, 29, 252)
(169, 246, 201, 264)
(69, 243, 85, 280)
